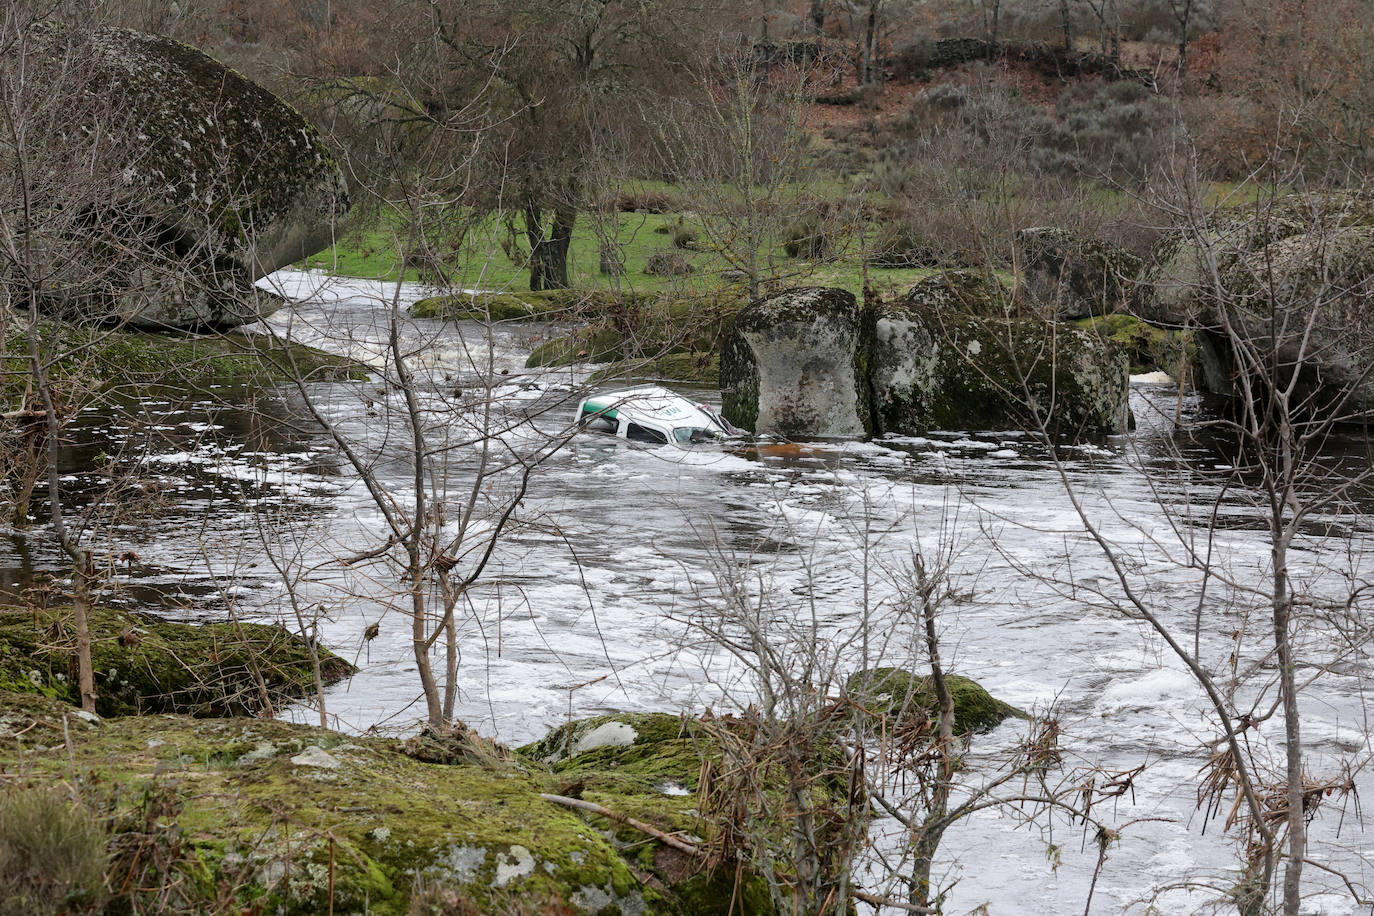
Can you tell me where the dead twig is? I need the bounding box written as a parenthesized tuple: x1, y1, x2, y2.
(539, 793, 703, 857)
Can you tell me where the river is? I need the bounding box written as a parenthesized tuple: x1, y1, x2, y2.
(5, 269, 1372, 914)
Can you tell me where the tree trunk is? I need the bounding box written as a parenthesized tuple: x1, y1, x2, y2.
(810, 0, 825, 34)
(1175, 0, 1193, 76)
(1059, 0, 1075, 52)
(72, 551, 96, 714)
(862, 3, 879, 85)
(1274, 546, 1304, 914)
(28, 285, 97, 715)
(524, 198, 574, 291)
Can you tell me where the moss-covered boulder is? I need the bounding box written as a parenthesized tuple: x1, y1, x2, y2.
(523, 291, 742, 386)
(0, 605, 353, 717)
(1145, 192, 1374, 412)
(847, 668, 1025, 734)
(0, 694, 774, 914)
(1144, 191, 1374, 326)
(411, 289, 590, 322)
(23, 26, 348, 328)
(1018, 227, 1144, 320)
(1074, 314, 1196, 377)
(870, 274, 1131, 436)
(586, 351, 721, 387)
(1, 322, 366, 410)
(720, 287, 872, 437)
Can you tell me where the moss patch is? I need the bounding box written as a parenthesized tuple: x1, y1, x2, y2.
(524, 291, 745, 378)
(411, 290, 592, 322)
(848, 668, 1026, 734)
(0, 605, 353, 717)
(1074, 314, 1196, 376)
(519, 713, 770, 914)
(0, 696, 774, 915)
(587, 352, 720, 386)
(2, 321, 366, 410)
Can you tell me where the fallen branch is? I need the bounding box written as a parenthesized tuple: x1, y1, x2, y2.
(539, 793, 703, 857)
(852, 889, 936, 913)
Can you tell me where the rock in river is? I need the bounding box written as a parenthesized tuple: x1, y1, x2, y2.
(870, 272, 1131, 437)
(720, 286, 872, 437)
(18, 26, 348, 329)
(721, 276, 1130, 439)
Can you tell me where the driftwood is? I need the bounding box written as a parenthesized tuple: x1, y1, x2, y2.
(539, 793, 703, 857)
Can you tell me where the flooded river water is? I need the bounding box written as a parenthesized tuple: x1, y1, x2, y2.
(6, 270, 1373, 914)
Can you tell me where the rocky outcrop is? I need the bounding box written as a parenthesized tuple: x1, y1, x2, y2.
(870, 273, 1131, 436)
(1143, 192, 1374, 413)
(1018, 227, 1144, 320)
(720, 287, 871, 437)
(721, 276, 1130, 439)
(21, 26, 348, 329)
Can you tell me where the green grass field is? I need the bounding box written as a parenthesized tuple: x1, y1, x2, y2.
(301, 204, 933, 300)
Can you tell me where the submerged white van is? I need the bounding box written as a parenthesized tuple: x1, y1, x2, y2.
(575, 385, 738, 445)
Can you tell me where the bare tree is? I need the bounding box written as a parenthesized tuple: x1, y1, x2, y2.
(656, 45, 823, 299)
(1019, 178, 1374, 912)
(0, 10, 168, 713)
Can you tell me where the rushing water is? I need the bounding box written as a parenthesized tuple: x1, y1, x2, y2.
(6, 269, 1374, 914)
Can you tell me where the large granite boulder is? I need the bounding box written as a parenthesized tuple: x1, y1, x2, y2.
(721, 286, 872, 437)
(1144, 193, 1374, 413)
(870, 273, 1131, 436)
(1144, 192, 1372, 325)
(721, 277, 1130, 439)
(1018, 227, 1144, 320)
(17, 26, 348, 328)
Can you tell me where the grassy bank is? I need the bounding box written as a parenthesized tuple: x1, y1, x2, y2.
(305, 196, 933, 301)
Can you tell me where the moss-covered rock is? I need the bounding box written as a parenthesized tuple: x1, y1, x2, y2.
(0, 605, 353, 717)
(1, 321, 366, 411)
(1018, 227, 1144, 320)
(411, 290, 593, 322)
(847, 668, 1025, 734)
(587, 352, 720, 387)
(1074, 314, 1196, 377)
(24, 26, 348, 328)
(519, 713, 774, 915)
(1144, 190, 1374, 327)
(0, 695, 772, 914)
(523, 291, 743, 379)
(869, 275, 1130, 436)
(1145, 192, 1374, 412)
(720, 287, 872, 437)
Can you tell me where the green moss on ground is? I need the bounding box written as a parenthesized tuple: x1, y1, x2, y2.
(0, 605, 354, 717)
(519, 713, 773, 914)
(2, 321, 366, 409)
(0, 695, 776, 914)
(847, 668, 1026, 734)
(0, 691, 655, 916)
(523, 292, 744, 381)
(411, 289, 598, 321)
(1075, 314, 1196, 376)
